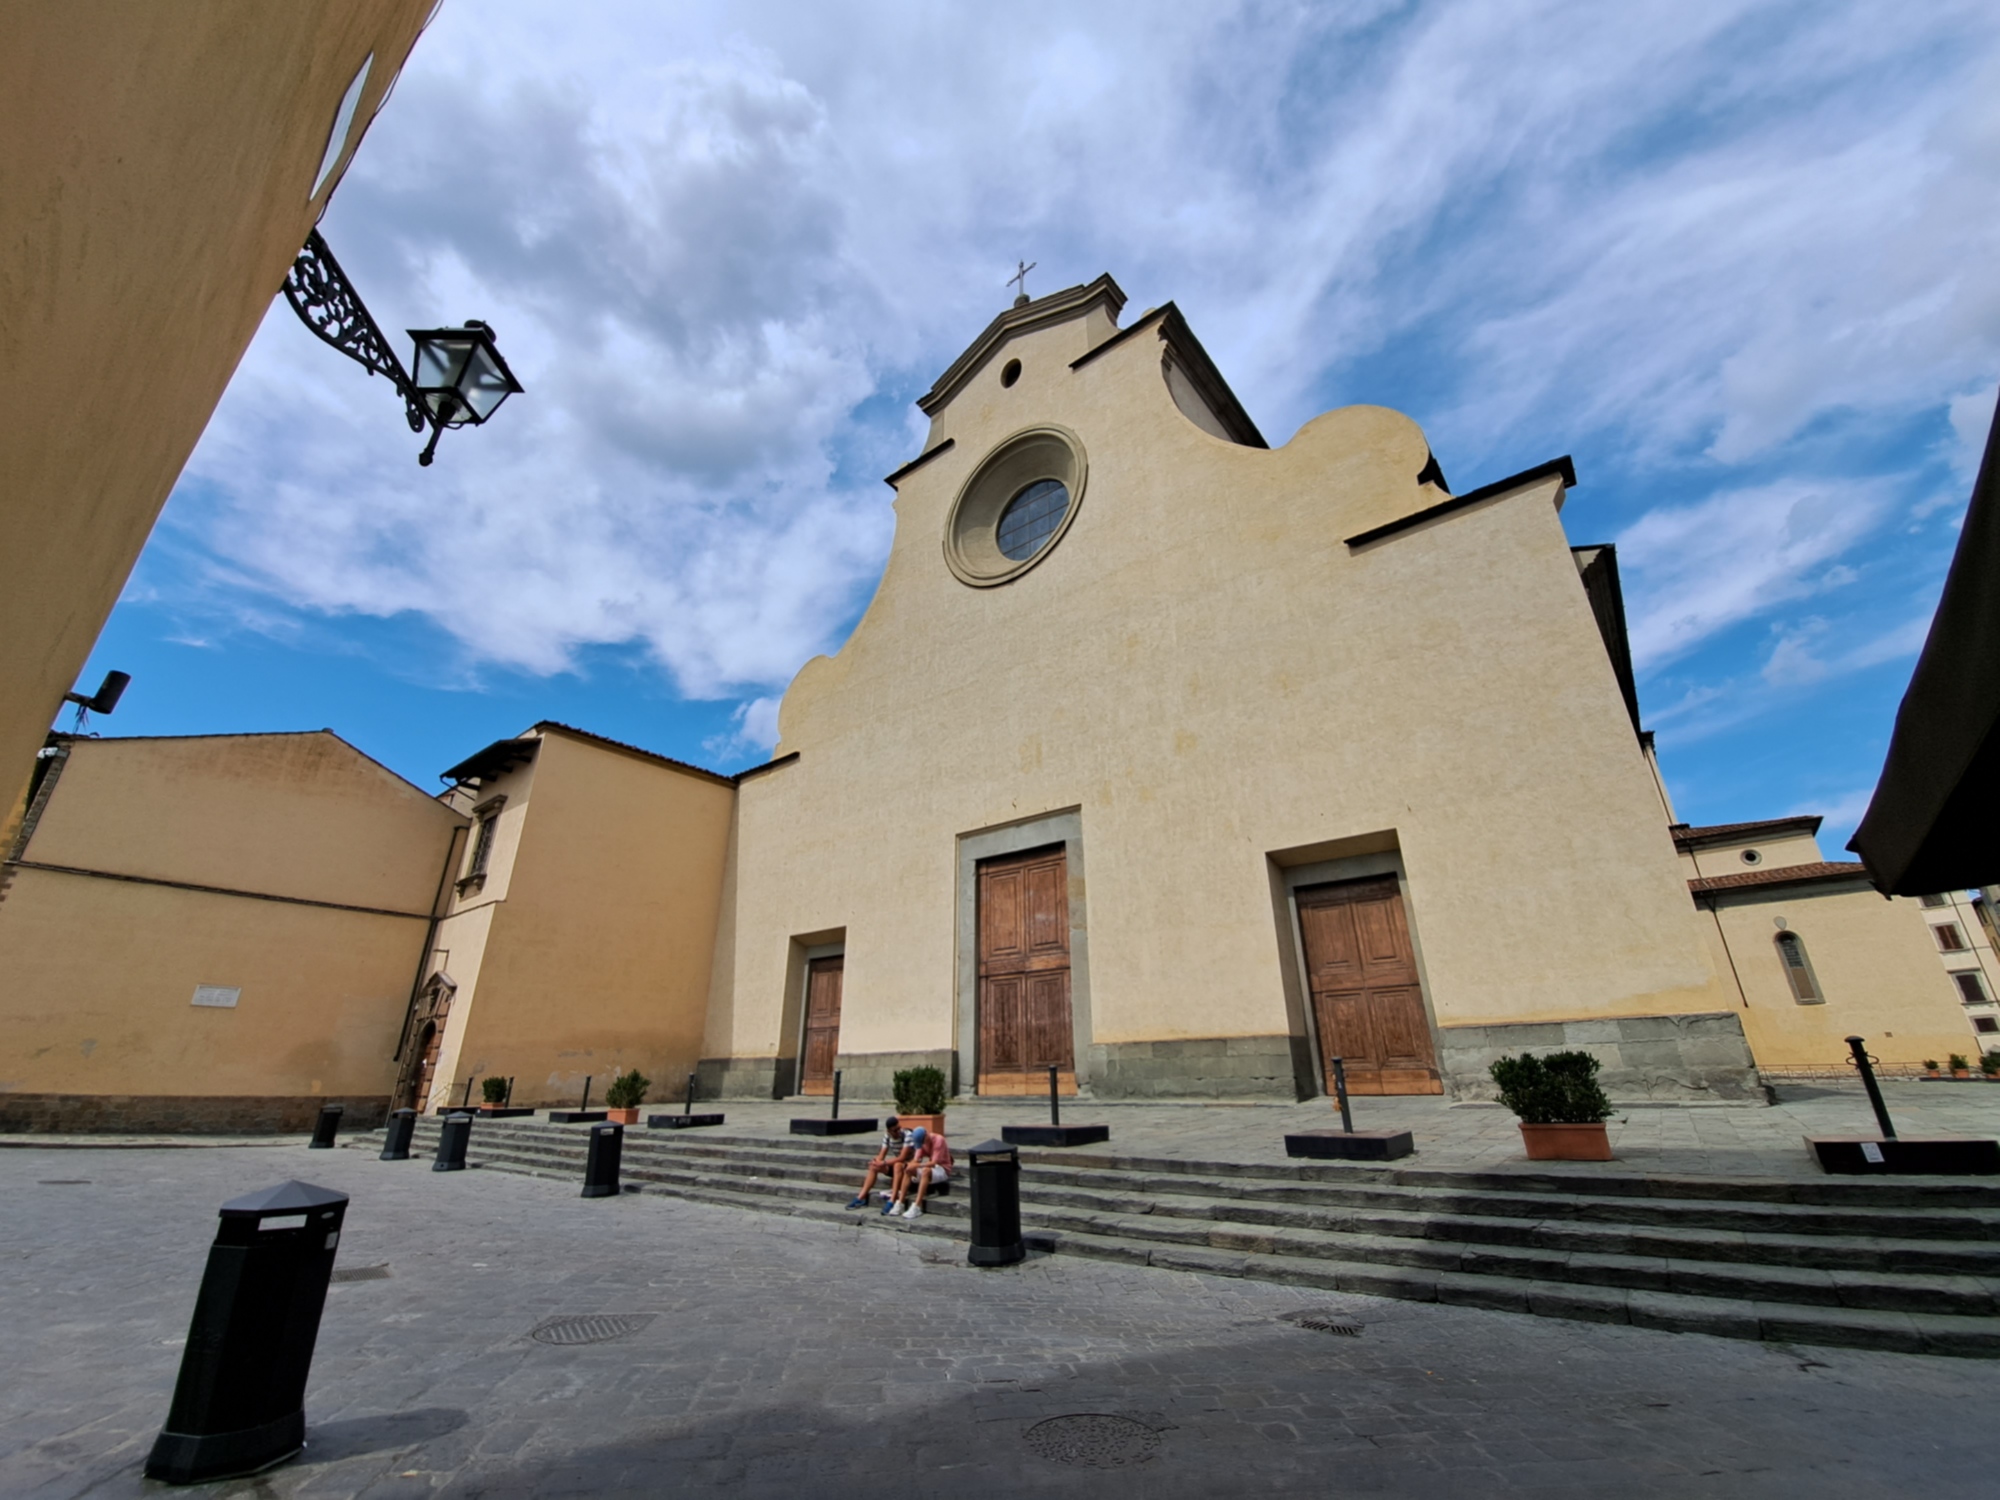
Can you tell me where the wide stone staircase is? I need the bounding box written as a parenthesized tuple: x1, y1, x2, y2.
(360, 1115, 2000, 1358)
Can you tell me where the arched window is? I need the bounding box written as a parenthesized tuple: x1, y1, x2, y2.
(1775, 931, 1821, 1003)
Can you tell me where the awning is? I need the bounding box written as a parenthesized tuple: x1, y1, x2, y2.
(1848, 386, 2000, 894)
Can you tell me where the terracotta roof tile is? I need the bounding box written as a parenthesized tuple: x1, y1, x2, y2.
(1671, 815, 1822, 849)
(1688, 861, 1871, 897)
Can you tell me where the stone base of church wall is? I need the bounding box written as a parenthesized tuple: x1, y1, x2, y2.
(695, 1056, 785, 1101)
(0, 1093, 390, 1134)
(1435, 1012, 1764, 1103)
(831, 1049, 958, 1103)
(1084, 1035, 1304, 1100)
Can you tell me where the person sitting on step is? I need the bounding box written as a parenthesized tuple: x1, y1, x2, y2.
(845, 1116, 907, 1209)
(888, 1125, 953, 1219)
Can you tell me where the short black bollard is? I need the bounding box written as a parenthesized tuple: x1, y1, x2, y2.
(1330, 1056, 1355, 1134)
(582, 1122, 623, 1198)
(433, 1112, 472, 1172)
(1847, 1035, 1898, 1140)
(379, 1108, 416, 1161)
(965, 1138, 1025, 1267)
(308, 1103, 343, 1150)
(144, 1181, 348, 1484)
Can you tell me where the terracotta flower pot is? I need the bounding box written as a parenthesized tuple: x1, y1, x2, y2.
(1518, 1122, 1613, 1161)
(1951, 1069, 1970, 1081)
(606, 1106, 641, 1124)
(898, 1113, 946, 1137)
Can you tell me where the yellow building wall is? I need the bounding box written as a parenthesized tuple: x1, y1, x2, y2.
(708, 297, 1734, 1086)
(0, 730, 462, 1128)
(0, 0, 436, 836)
(434, 731, 736, 1108)
(1700, 888, 1974, 1069)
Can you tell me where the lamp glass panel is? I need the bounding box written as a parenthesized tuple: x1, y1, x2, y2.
(411, 336, 475, 394)
(460, 344, 515, 421)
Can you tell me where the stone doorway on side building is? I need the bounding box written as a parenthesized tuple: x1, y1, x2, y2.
(800, 955, 845, 1096)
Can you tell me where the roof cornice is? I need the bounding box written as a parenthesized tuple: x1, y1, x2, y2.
(917, 275, 1128, 417)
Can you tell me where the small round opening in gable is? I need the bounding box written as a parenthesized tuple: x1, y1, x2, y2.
(1001, 358, 1023, 388)
(1741, 849, 1762, 866)
(943, 426, 1086, 587)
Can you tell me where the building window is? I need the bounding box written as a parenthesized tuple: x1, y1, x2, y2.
(1921, 893, 1949, 908)
(1935, 922, 1968, 952)
(1774, 931, 1821, 1003)
(1955, 971, 1990, 1005)
(457, 796, 506, 893)
(1975, 1016, 1999, 1035)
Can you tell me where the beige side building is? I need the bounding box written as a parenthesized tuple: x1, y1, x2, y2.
(1, 1, 437, 840)
(0, 731, 464, 1131)
(397, 724, 735, 1114)
(699, 278, 1758, 1105)
(1913, 887, 2000, 1048)
(1677, 817, 1980, 1071)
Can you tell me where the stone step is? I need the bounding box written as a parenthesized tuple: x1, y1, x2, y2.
(400, 1120, 2000, 1249)
(385, 1127, 2000, 1325)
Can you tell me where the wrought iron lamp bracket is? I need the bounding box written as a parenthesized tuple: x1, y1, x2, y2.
(282, 229, 431, 435)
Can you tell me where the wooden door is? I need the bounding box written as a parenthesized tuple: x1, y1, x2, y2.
(409, 1022, 442, 1111)
(800, 955, 845, 1096)
(977, 846, 1076, 1095)
(1296, 876, 1441, 1095)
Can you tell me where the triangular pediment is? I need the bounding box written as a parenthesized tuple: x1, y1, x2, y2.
(916, 275, 1128, 417)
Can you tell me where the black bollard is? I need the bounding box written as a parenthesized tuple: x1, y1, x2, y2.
(379, 1108, 416, 1161)
(686, 1072, 698, 1116)
(1049, 1064, 1061, 1128)
(504, 1076, 515, 1107)
(144, 1181, 348, 1484)
(966, 1139, 1025, 1267)
(831, 1068, 842, 1119)
(579, 1075, 593, 1112)
(308, 1102, 343, 1150)
(581, 1122, 623, 1198)
(1330, 1056, 1355, 1134)
(1847, 1035, 1898, 1140)
(433, 1112, 472, 1172)
(459, 1077, 475, 1110)
(789, 1066, 875, 1135)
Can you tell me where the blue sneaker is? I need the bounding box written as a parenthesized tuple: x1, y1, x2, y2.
(846, 1196, 868, 1210)
(880, 1198, 898, 1216)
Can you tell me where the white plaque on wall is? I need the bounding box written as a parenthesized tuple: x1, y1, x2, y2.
(191, 985, 241, 1009)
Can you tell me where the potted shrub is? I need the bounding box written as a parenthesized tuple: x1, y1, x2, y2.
(605, 1068, 650, 1124)
(480, 1076, 509, 1108)
(1949, 1053, 1971, 1080)
(1489, 1050, 1614, 1161)
(892, 1066, 949, 1136)
(1923, 1059, 1942, 1079)
(1982, 1051, 2000, 1080)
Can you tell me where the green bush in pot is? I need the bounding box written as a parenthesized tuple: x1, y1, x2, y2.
(605, 1069, 650, 1109)
(1488, 1051, 1612, 1125)
(892, 1066, 948, 1117)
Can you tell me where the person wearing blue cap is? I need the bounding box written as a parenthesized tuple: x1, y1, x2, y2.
(884, 1123, 953, 1218)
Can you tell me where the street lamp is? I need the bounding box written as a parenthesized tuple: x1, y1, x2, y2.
(281, 230, 523, 466)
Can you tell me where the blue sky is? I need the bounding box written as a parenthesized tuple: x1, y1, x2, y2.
(74, 0, 2000, 851)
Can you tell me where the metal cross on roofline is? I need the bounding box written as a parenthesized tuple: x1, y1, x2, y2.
(1007, 259, 1037, 303)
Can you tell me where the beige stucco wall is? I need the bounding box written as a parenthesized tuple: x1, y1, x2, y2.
(0, 0, 436, 839)
(429, 730, 736, 1108)
(707, 294, 1735, 1084)
(1699, 884, 1975, 1068)
(0, 731, 463, 1105)
(1679, 831, 1825, 882)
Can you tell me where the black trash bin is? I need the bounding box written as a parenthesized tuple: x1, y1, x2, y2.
(582, 1122, 623, 1198)
(308, 1103, 343, 1150)
(379, 1108, 417, 1161)
(145, 1181, 349, 1484)
(433, 1112, 472, 1172)
(965, 1138, 1025, 1267)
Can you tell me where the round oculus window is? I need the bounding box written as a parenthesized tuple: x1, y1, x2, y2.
(942, 425, 1086, 587)
(996, 479, 1069, 560)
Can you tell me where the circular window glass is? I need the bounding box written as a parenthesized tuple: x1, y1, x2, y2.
(1741, 849, 1762, 866)
(996, 479, 1070, 560)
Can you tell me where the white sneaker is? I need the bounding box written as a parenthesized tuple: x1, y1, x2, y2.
(903, 1203, 923, 1219)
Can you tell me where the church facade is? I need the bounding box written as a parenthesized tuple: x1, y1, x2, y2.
(3, 278, 1983, 1129)
(696, 277, 1759, 1104)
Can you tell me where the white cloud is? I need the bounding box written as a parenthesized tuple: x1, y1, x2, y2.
(704, 694, 781, 761)
(160, 0, 2000, 715)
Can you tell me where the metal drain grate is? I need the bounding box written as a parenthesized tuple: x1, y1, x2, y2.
(332, 1264, 391, 1282)
(529, 1313, 656, 1347)
(1285, 1311, 1362, 1336)
(1023, 1414, 1161, 1468)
